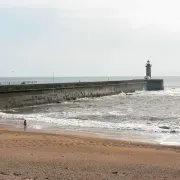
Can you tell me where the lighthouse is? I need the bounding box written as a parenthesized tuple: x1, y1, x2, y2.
(145, 60, 152, 79)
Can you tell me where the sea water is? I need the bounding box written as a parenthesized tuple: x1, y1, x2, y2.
(0, 76, 180, 146)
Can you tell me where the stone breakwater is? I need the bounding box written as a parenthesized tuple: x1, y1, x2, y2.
(0, 79, 163, 109)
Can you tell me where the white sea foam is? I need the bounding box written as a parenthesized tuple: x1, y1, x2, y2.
(32, 125, 43, 129)
(108, 111, 121, 116)
(160, 142, 180, 146)
(0, 110, 178, 134)
(0, 113, 158, 132)
(159, 134, 180, 146)
(134, 88, 180, 97)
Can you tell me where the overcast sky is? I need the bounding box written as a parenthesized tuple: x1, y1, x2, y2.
(0, 0, 180, 77)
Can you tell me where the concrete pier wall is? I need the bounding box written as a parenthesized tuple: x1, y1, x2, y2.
(0, 79, 163, 109)
(146, 79, 164, 91)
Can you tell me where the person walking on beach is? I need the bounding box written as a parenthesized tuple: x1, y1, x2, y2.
(24, 119, 27, 131)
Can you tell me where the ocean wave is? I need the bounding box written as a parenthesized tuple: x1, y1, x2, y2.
(0, 110, 179, 134)
(134, 88, 180, 97)
(0, 111, 174, 133)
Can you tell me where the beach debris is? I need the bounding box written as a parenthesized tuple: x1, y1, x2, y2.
(56, 101, 61, 104)
(0, 172, 9, 175)
(126, 93, 133, 96)
(112, 171, 118, 175)
(170, 130, 176, 133)
(159, 126, 170, 130)
(13, 172, 23, 176)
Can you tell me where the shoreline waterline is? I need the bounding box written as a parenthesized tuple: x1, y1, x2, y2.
(1, 123, 180, 147)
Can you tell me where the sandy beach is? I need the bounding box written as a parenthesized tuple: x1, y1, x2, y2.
(0, 126, 180, 180)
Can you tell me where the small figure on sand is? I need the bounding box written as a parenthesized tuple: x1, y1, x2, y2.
(24, 119, 27, 131)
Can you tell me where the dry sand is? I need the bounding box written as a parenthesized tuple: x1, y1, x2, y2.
(0, 126, 180, 180)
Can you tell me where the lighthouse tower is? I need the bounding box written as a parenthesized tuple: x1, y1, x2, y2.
(145, 60, 152, 79)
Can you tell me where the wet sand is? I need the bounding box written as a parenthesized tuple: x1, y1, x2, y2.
(0, 127, 180, 180)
